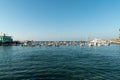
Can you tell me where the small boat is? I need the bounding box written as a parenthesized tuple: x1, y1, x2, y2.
(55, 42, 60, 47)
(88, 43, 93, 47)
(104, 43, 110, 46)
(47, 42, 53, 46)
(80, 43, 84, 46)
(97, 43, 101, 47)
(62, 41, 68, 46)
(22, 42, 28, 46)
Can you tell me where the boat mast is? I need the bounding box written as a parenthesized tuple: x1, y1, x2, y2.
(119, 29, 120, 39)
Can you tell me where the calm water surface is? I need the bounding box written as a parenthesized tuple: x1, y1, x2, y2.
(0, 44, 120, 80)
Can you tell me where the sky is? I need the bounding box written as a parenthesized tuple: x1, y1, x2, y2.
(0, 0, 120, 41)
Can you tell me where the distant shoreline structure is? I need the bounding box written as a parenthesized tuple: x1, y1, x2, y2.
(0, 33, 13, 43)
(0, 33, 120, 46)
(0, 33, 20, 46)
(108, 39, 120, 44)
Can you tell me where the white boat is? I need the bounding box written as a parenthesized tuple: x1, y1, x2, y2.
(88, 43, 93, 47)
(97, 43, 101, 47)
(104, 43, 110, 46)
(80, 43, 84, 46)
(91, 38, 106, 46)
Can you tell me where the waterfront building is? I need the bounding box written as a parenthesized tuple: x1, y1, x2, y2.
(0, 34, 13, 43)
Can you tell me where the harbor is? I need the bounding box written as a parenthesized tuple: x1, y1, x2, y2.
(1, 0, 120, 79)
(0, 31, 119, 80)
(21, 39, 111, 47)
(0, 42, 120, 80)
(1, 33, 120, 47)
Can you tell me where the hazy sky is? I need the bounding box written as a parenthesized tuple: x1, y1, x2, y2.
(0, 0, 120, 41)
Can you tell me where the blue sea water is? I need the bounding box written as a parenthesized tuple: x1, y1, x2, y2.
(0, 44, 120, 80)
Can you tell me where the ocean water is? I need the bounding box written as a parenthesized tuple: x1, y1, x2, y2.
(0, 44, 120, 80)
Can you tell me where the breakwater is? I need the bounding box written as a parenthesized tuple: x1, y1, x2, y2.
(108, 39, 120, 44)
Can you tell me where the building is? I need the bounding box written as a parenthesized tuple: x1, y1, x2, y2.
(0, 34, 13, 43)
